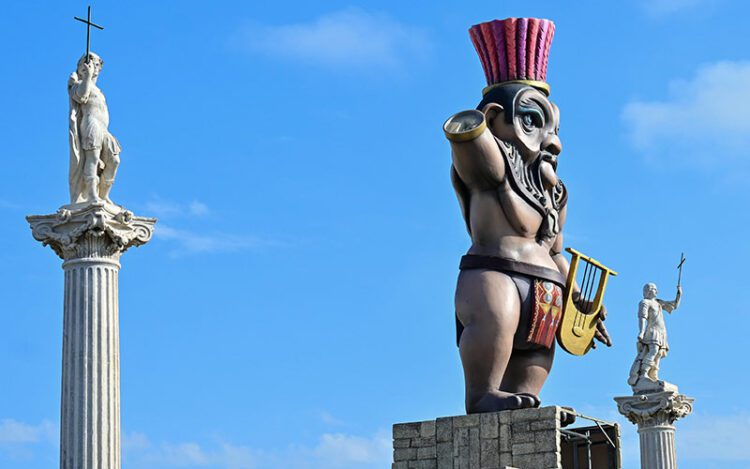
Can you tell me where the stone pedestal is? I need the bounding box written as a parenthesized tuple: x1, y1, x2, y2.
(28, 203, 155, 469)
(393, 406, 566, 469)
(615, 390, 694, 469)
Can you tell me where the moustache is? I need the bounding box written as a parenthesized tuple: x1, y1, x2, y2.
(540, 152, 558, 171)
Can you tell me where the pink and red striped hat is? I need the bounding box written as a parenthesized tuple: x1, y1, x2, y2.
(469, 18, 555, 96)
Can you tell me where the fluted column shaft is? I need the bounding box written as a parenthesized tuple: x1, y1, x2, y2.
(60, 257, 121, 469)
(28, 204, 155, 469)
(638, 424, 677, 469)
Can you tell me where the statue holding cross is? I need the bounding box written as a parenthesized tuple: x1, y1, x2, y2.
(68, 6, 120, 205)
(627, 254, 686, 393)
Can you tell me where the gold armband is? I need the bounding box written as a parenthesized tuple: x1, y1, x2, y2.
(443, 110, 487, 143)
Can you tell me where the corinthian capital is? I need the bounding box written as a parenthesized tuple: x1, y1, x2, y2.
(27, 202, 156, 261)
(615, 391, 694, 427)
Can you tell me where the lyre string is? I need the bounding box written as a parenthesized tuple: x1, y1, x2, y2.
(583, 264, 603, 333)
(575, 261, 586, 328)
(576, 261, 592, 328)
(588, 267, 601, 314)
(584, 262, 597, 323)
(578, 260, 602, 329)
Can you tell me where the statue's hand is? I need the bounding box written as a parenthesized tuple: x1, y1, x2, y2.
(591, 305, 612, 348)
(81, 60, 95, 78)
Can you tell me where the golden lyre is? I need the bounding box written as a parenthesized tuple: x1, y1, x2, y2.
(557, 248, 617, 356)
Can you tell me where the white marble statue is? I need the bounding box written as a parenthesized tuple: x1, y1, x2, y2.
(627, 282, 682, 392)
(68, 52, 120, 205)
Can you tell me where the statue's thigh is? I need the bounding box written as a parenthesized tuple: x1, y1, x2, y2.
(456, 269, 521, 331)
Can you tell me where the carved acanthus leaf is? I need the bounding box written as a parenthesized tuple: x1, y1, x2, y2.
(27, 203, 156, 260)
(615, 391, 694, 427)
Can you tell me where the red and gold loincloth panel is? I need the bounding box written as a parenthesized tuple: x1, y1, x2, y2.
(527, 280, 563, 348)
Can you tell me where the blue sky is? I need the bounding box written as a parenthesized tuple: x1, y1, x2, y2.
(1, 0, 749, 468)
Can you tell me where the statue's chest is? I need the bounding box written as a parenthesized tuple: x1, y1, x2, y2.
(645, 301, 663, 320)
(497, 185, 549, 236)
(88, 88, 107, 108)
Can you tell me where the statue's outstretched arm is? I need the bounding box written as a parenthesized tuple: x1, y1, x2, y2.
(658, 292, 681, 313)
(444, 108, 506, 191)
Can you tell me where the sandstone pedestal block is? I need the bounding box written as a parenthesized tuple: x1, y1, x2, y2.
(393, 406, 606, 469)
(28, 203, 155, 469)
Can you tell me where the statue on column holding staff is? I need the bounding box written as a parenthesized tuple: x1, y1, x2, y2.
(68, 52, 121, 205)
(628, 257, 684, 393)
(444, 18, 617, 414)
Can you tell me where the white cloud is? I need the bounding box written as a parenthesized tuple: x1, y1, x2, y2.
(123, 431, 152, 451)
(145, 198, 210, 218)
(236, 8, 430, 70)
(0, 419, 56, 445)
(124, 432, 255, 468)
(154, 223, 279, 255)
(319, 410, 346, 426)
(622, 61, 750, 168)
(140, 442, 255, 468)
(0, 419, 57, 462)
(313, 431, 391, 467)
(641, 0, 719, 16)
(142, 197, 283, 256)
(121, 429, 388, 469)
(189, 201, 210, 216)
(680, 412, 750, 461)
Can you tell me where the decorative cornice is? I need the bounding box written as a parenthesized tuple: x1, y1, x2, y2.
(614, 391, 694, 427)
(27, 202, 156, 261)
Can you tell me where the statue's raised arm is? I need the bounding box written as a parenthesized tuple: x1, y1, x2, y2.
(68, 52, 121, 206)
(658, 286, 682, 313)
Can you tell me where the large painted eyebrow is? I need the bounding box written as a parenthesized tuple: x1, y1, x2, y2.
(518, 105, 545, 121)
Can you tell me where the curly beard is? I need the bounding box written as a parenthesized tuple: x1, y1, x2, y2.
(499, 139, 566, 242)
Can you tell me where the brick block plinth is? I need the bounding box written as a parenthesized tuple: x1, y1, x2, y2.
(393, 406, 565, 469)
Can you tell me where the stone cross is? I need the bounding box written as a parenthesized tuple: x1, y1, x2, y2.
(74, 6, 104, 63)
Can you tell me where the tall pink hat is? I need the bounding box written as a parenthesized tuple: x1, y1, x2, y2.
(469, 18, 555, 96)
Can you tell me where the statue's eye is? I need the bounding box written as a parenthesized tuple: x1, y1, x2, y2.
(521, 112, 542, 131)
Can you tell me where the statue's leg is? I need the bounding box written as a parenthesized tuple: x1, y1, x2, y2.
(500, 345, 554, 404)
(647, 346, 662, 381)
(82, 149, 102, 203)
(98, 147, 120, 203)
(640, 344, 660, 381)
(627, 345, 647, 385)
(456, 269, 535, 413)
(498, 275, 552, 406)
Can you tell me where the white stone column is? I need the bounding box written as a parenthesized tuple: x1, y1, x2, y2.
(615, 391, 693, 469)
(28, 203, 155, 469)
